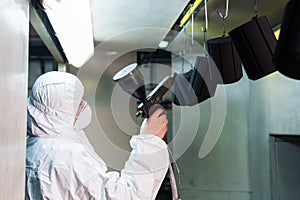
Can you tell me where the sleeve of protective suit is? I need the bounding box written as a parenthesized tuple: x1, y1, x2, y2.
(103, 134, 169, 200)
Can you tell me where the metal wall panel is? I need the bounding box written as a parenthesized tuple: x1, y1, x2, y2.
(0, 0, 29, 199)
(268, 72, 300, 135)
(271, 137, 300, 200)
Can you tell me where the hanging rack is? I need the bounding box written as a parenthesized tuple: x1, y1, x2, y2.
(202, 0, 208, 53)
(228, 0, 277, 80)
(180, 27, 188, 73)
(253, 0, 258, 16)
(216, 0, 230, 37)
(201, 0, 215, 83)
(189, 12, 195, 69)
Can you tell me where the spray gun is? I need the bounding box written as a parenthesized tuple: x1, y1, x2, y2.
(113, 63, 176, 118)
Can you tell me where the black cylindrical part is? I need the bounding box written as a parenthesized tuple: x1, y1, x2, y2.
(273, 0, 300, 80)
(113, 63, 146, 101)
(207, 36, 243, 84)
(172, 56, 217, 106)
(229, 15, 277, 80)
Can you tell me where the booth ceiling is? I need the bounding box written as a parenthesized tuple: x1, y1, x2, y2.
(29, 0, 289, 66)
(90, 0, 288, 47)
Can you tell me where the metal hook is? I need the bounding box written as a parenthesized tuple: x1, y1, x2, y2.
(202, 0, 208, 52)
(202, 26, 207, 52)
(216, 0, 230, 37)
(191, 12, 194, 47)
(181, 27, 187, 73)
(253, 0, 258, 16)
(204, 0, 208, 32)
(190, 12, 195, 69)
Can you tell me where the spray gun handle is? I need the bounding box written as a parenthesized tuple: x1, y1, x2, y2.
(136, 73, 176, 118)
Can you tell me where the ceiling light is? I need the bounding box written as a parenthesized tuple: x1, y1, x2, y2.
(42, 0, 94, 68)
(159, 40, 169, 48)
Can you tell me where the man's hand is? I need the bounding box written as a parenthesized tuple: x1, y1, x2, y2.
(140, 108, 168, 139)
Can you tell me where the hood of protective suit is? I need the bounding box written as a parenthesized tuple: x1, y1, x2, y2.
(27, 71, 84, 138)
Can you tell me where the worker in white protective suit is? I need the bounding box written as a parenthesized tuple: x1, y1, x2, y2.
(25, 71, 169, 200)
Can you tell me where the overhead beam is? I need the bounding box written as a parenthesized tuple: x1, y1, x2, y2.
(29, 0, 67, 64)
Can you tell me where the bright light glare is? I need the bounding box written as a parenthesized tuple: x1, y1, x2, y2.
(274, 28, 281, 40)
(43, 0, 94, 67)
(159, 40, 169, 48)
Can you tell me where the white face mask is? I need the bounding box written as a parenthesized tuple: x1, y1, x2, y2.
(74, 103, 92, 131)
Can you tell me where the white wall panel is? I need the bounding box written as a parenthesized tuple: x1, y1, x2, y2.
(268, 72, 300, 135)
(248, 77, 272, 200)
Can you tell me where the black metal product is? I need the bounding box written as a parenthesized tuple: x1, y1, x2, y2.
(229, 15, 277, 80)
(273, 0, 300, 80)
(172, 56, 217, 106)
(172, 69, 195, 106)
(207, 36, 243, 84)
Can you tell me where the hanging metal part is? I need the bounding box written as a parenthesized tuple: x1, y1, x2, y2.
(202, 0, 215, 84)
(207, 0, 243, 85)
(190, 13, 195, 69)
(273, 0, 300, 79)
(189, 45, 193, 69)
(216, 0, 230, 37)
(229, 15, 277, 80)
(202, 0, 208, 53)
(181, 27, 188, 73)
(191, 13, 194, 47)
(202, 27, 207, 51)
(204, 0, 208, 32)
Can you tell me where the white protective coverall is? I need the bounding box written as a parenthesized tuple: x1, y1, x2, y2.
(25, 71, 169, 200)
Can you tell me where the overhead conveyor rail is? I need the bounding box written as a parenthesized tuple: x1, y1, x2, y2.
(29, 0, 67, 64)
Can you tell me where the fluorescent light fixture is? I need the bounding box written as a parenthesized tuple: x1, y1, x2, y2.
(180, 0, 203, 27)
(159, 40, 169, 48)
(42, 0, 94, 68)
